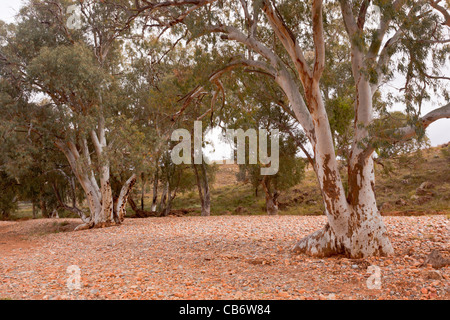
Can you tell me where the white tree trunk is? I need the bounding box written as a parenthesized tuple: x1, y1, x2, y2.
(91, 123, 114, 227)
(55, 126, 138, 229)
(293, 83, 394, 258)
(114, 174, 137, 223)
(293, 178, 394, 258)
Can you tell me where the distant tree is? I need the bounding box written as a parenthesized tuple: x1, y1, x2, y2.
(231, 102, 306, 215)
(0, 1, 152, 228)
(0, 171, 19, 219)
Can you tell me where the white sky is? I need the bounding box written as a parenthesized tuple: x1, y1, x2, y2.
(1, 0, 448, 161)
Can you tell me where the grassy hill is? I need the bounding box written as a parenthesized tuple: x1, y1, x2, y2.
(170, 143, 450, 216)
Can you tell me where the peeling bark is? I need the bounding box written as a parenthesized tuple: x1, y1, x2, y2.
(55, 133, 137, 229)
(292, 83, 393, 258)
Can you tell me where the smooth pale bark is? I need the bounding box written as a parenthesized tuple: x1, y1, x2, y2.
(58, 139, 102, 223)
(237, 0, 449, 257)
(91, 124, 114, 226)
(293, 2, 395, 258)
(55, 134, 137, 229)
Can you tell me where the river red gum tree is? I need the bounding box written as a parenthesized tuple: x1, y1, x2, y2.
(146, 0, 450, 257)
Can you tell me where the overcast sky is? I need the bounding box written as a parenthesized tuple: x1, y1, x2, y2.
(1, 0, 448, 160)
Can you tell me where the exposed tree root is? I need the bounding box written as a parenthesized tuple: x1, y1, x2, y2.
(292, 224, 345, 257)
(293, 223, 394, 258)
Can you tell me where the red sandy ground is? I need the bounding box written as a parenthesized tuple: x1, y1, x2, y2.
(0, 215, 448, 300)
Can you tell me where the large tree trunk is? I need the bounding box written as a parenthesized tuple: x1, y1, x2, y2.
(176, 0, 450, 258)
(91, 124, 114, 227)
(292, 182, 393, 258)
(55, 125, 137, 229)
(292, 83, 393, 258)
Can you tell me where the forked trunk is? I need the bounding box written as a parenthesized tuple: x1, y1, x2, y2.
(293, 183, 394, 258)
(55, 135, 137, 229)
(292, 92, 392, 257)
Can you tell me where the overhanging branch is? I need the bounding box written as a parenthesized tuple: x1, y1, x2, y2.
(361, 102, 450, 160)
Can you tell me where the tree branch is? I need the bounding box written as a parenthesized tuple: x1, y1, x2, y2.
(262, 0, 312, 84)
(357, 0, 371, 30)
(397, 102, 450, 140)
(429, 0, 450, 27)
(312, 0, 325, 82)
(362, 102, 450, 160)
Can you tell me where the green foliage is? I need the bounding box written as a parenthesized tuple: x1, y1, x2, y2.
(370, 111, 430, 160)
(1, 0, 449, 221)
(0, 171, 19, 218)
(222, 74, 307, 196)
(27, 43, 107, 112)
